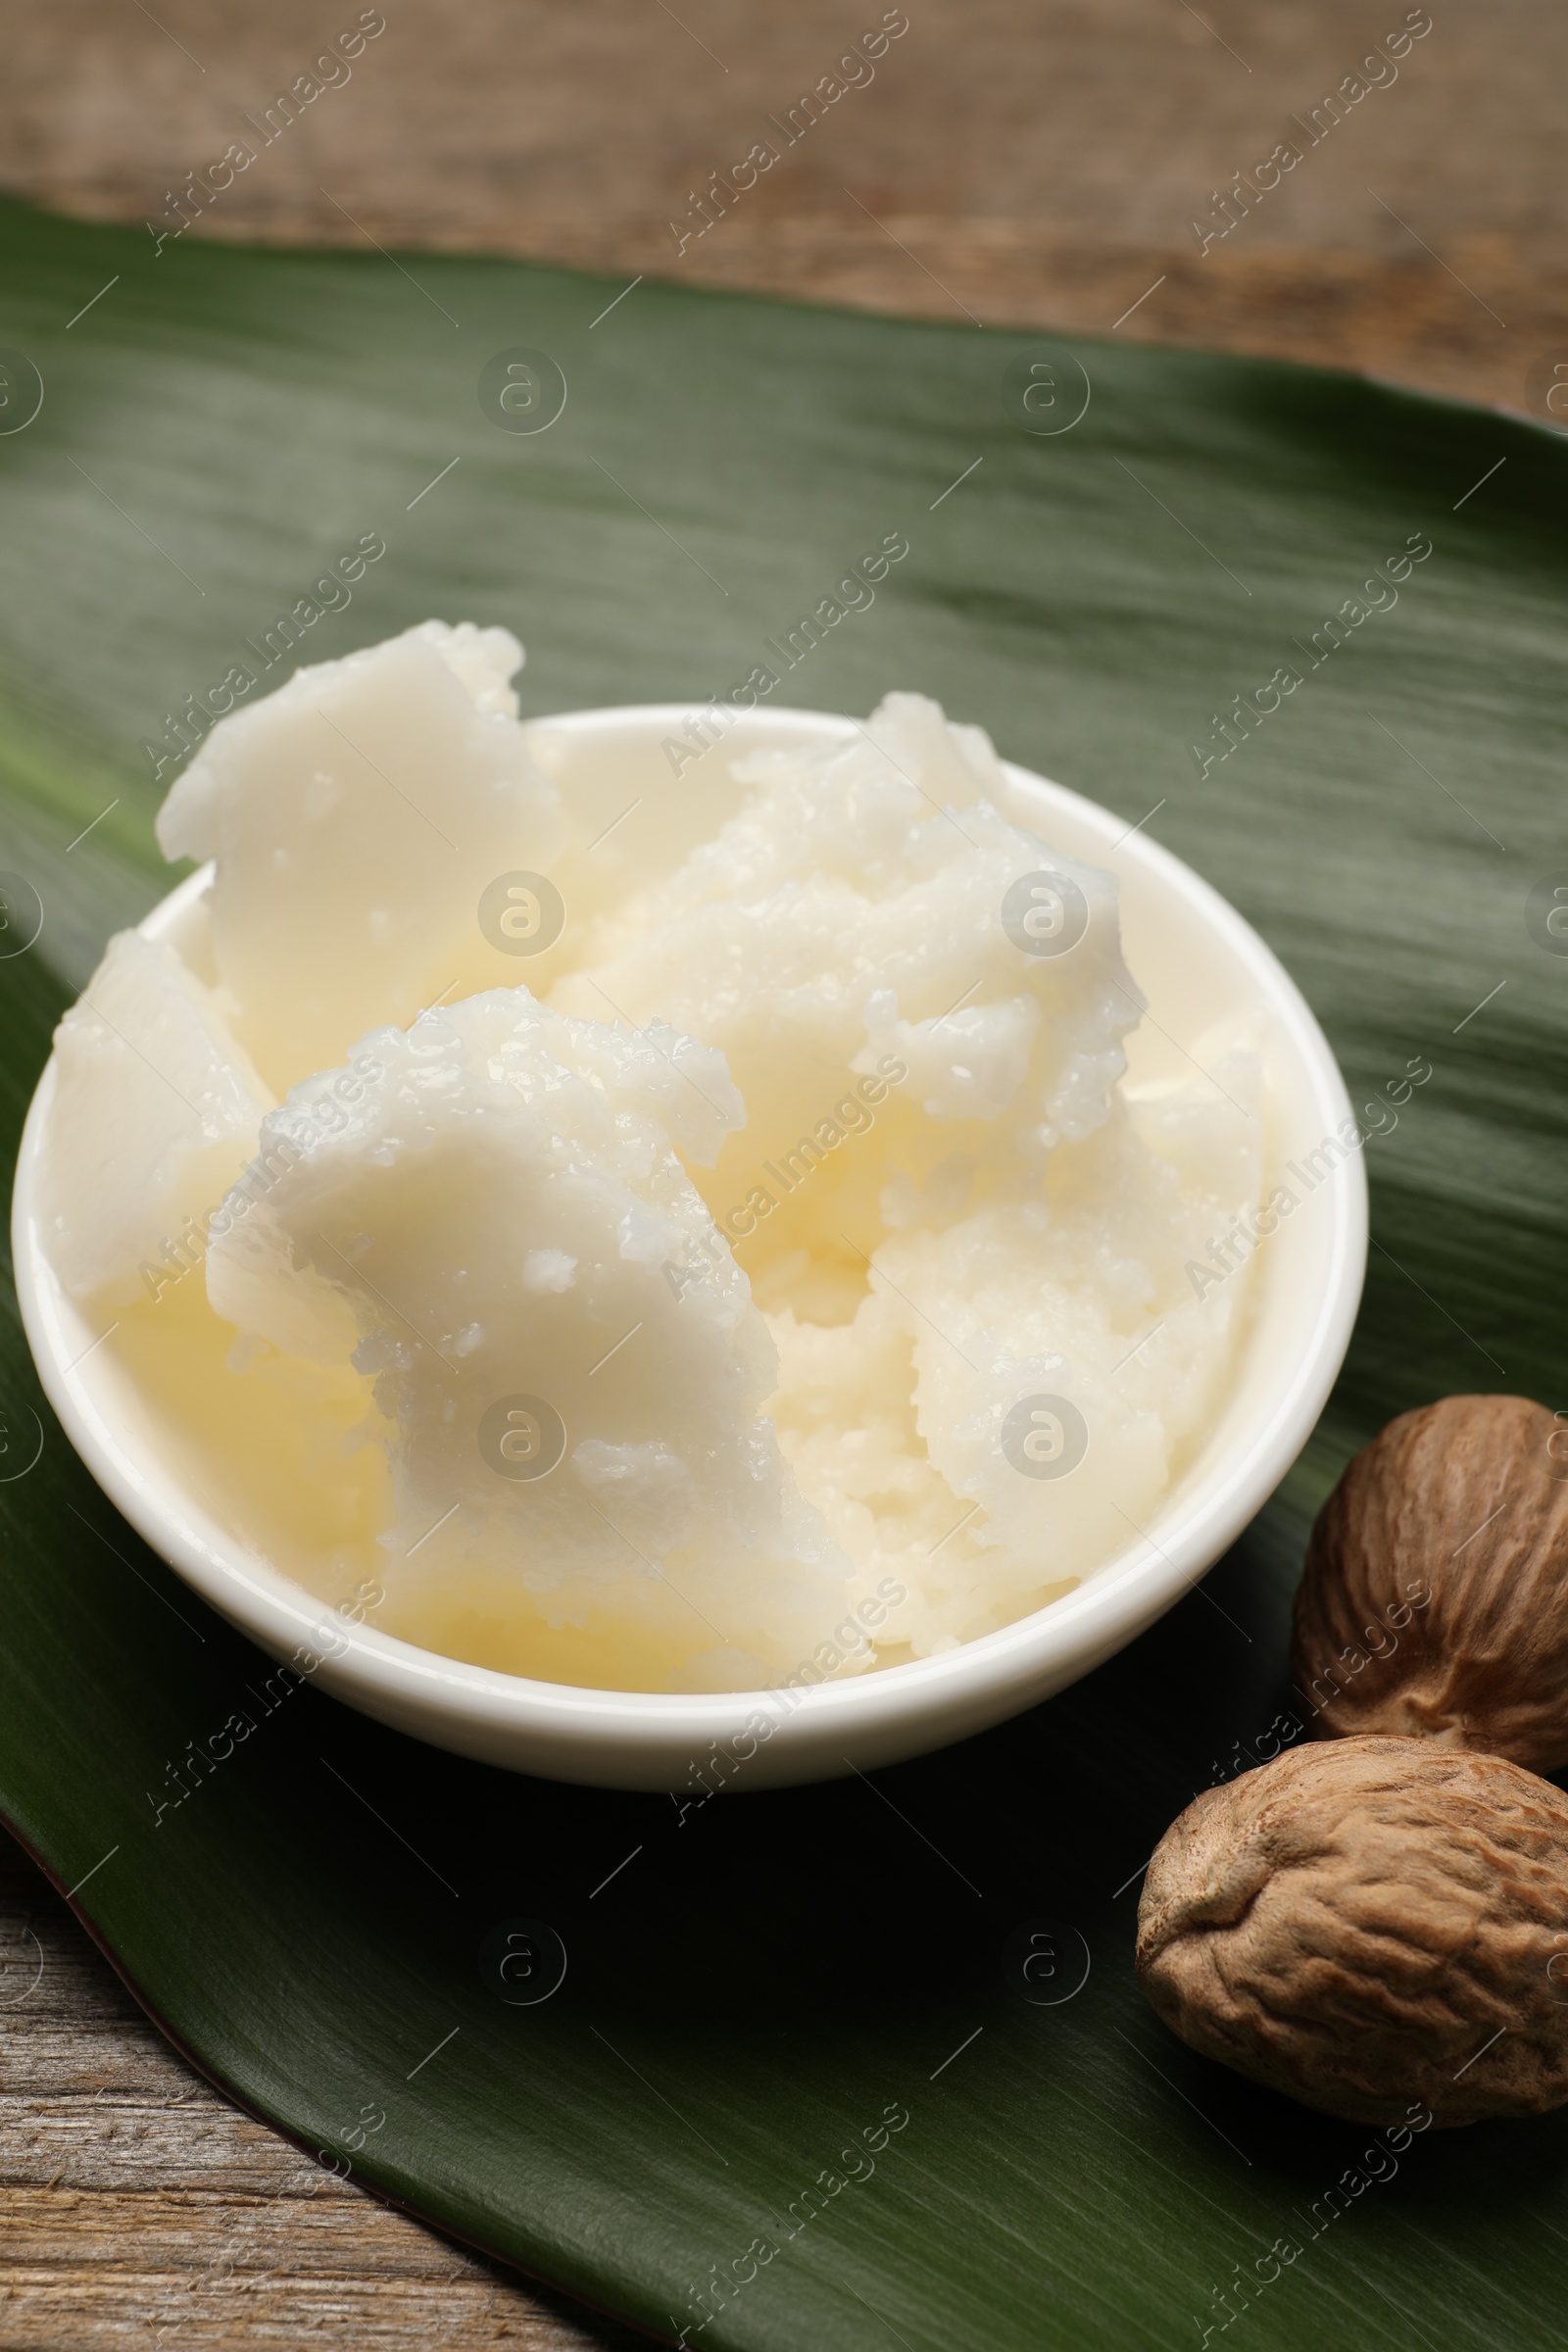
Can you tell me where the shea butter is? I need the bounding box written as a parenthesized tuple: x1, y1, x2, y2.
(43, 624, 1264, 1691)
(155, 619, 562, 1094)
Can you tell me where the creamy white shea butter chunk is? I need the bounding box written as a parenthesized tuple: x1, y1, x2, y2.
(207, 991, 849, 1690)
(155, 620, 562, 1095)
(42, 928, 272, 1305)
(43, 623, 1264, 1691)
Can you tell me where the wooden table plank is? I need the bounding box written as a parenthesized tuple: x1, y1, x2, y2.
(0, 1832, 640, 2347)
(0, 0, 1559, 415)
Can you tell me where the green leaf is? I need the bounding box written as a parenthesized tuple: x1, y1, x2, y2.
(2, 192, 1565, 2349)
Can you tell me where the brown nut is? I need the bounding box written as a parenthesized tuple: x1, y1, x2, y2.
(1292, 1395, 1568, 1772)
(1137, 1737, 1568, 2127)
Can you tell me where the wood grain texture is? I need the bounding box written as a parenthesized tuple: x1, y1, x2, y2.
(0, 1831, 640, 2347)
(0, 0, 1560, 416)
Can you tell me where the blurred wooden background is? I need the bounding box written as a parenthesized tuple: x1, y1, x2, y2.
(0, 2, 1561, 2343)
(0, 0, 1560, 415)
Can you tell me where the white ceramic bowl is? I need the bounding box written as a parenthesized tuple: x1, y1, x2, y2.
(14, 705, 1365, 1790)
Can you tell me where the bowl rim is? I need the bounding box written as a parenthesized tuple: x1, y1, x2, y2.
(13, 701, 1366, 1779)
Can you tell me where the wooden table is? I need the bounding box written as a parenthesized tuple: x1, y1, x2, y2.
(1, 0, 1560, 416)
(0, 1831, 647, 2347)
(0, 1, 1560, 2339)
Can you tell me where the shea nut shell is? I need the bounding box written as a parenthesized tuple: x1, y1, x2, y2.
(1137, 1736, 1568, 2127)
(1291, 1395, 1568, 1772)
